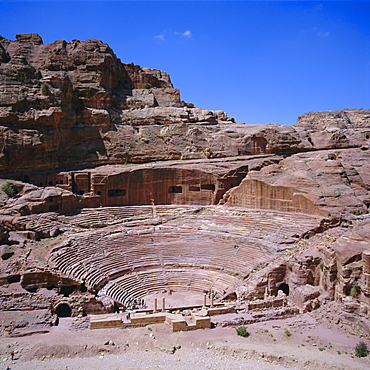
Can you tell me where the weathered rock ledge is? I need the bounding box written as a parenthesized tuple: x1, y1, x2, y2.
(1, 34, 370, 175)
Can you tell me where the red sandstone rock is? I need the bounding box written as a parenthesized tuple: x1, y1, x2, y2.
(224, 148, 370, 216)
(0, 34, 236, 174)
(1, 34, 369, 176)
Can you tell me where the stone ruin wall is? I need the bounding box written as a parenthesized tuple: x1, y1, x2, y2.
(362, 251, 370, 307)
(10, 163, 248, 213)
(236, 221, 370, 319)
(223, 178, 324, 216)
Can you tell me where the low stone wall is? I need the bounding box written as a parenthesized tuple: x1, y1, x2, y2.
(207, 306, 234, 316)
(130, 313, 166, 326)
(90, 315, 123, 329)
(247, 297, 286, 310)
(165, 313, 211, 332)
(90, 311, 212, 332)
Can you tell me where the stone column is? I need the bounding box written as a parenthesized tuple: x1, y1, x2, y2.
(362, 251, 370, 295)
(162, 297, 165, 312)
(363, 251, 370, 274)
(153, 298, 158, 313)
(203, 293, 207, 308)
(210, 292, 214, 308)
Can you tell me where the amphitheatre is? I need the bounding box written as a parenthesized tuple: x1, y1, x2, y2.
(0, 34, 369, 369)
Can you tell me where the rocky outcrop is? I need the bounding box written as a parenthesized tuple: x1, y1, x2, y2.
(0, 34, 235, 174)
(1, 34, 370, 176)
(224, 148, 370, 216)
(296, 109, 370, 130)
(1, 34, 370, 218)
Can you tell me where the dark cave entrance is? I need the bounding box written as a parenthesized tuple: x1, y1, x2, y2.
(55, 303, 72, 317)
(59, 285, 76, 297)
(277, 283, 289, 296)
(7, 275, 21, 284)
(223, 291, 237, 301)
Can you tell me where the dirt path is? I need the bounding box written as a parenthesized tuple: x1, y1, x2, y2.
(1, 314, 369, 370)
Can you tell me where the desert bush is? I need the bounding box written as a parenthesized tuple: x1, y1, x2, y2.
(355, 341, 369, 357)
(236, 326, 250, 337)
(284, 329, 291, 337)
(1, 183, 16, 197)
(350, 281, 361, 297)
(41, 82, 51, 96)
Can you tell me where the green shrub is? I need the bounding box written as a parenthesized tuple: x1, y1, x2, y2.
(285, 329, 291, 337)
(355, 342, 369, 357)
(1, 183, 16, 197)
(350, 281, 361, 297)
(41, 82, 51, 96)
(236, 326, 250, 337)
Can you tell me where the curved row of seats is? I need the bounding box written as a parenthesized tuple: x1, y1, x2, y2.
(105, 267, 238, 304)
(49, 205, 323, 302)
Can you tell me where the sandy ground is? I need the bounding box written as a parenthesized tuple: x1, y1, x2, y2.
(0, 311, 369, 370)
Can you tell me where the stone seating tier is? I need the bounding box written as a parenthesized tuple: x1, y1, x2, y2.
(105, 268, 235, 304)
(49, 206, 323, 301)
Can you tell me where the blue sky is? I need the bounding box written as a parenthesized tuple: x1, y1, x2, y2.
(1, 1, 369, 125)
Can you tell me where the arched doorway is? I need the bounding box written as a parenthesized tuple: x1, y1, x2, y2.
(223, 291, 237, 301)
(55, 303, 72, 317)
(277, 283, 289, 296)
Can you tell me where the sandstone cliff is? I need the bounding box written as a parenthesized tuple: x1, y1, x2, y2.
(0, 34, 234, 173)
(1, 34, 370, 177)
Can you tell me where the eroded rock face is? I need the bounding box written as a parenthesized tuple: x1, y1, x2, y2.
(1, 34, 370, 176)
(296, 109, 370, 130)
(0, 34, 235, 174)
(224, 148, 370, 216)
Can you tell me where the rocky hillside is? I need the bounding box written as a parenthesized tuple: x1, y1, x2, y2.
(1, 34, 370, 177)
(0, 34, 233, 173)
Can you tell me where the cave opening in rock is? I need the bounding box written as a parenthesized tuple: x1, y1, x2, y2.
(60, 285, 76, 297)
(55, 303, 72, 317)
(223, 292, 237, 301)
(169, 186, 182, 193)
(25, 287, 38, 293)
(277, 283, 289, 296)
(80, 281, 87, 292)
(7, 275, 21, 284)
(201, 184, 215, 191)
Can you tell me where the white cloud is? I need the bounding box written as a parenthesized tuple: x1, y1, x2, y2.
(317, 31, 330, 38)
(154, 34, 165, 41)
(183, 30, 192, 38)
(175, 30, 193, 39)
